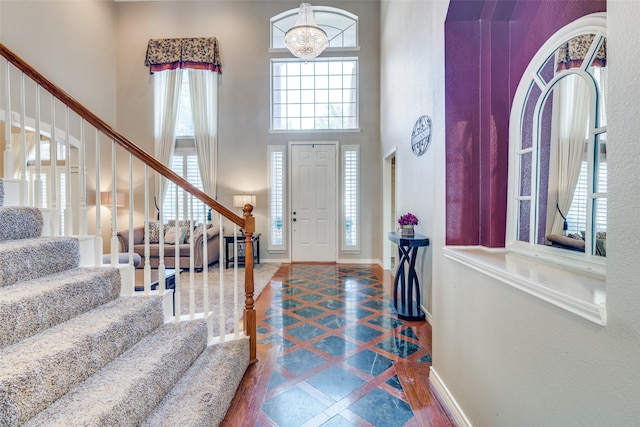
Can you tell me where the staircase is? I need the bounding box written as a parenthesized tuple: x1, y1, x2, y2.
(0, 179, 249, 426)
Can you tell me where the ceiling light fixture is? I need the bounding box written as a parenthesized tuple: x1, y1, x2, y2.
(284, 3, 328, 59)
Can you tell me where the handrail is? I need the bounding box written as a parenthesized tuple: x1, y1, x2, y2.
(1, 42, 258, 363)
(0, 43, 245, 229)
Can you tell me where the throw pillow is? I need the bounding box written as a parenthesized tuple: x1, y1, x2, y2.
(189, 223, 213, 243)
(148, 222, 161, 244)
(164, 226, 188, 245)
(167, 220, 197, 241)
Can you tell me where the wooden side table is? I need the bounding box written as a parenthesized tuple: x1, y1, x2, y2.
(224, 233, 261, 269)
(388, 231, 430, 321)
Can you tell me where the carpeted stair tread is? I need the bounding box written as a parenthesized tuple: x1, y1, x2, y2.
(0, 267, 121, 349)
(25, 319, 208, 427)
(0, 207, 43, 241)
(0, 179, 4, 206)
(0, 296, 164, 426)
(143, 337, 250, 427)
(0, 237, 80, 288)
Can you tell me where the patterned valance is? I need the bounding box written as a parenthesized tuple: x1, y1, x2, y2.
(556, 34, 606, 71)
(145, 37, 221, 74)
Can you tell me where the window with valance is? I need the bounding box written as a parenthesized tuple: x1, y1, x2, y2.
(146, 37, 221, 221)
(145, 37, 222, 74)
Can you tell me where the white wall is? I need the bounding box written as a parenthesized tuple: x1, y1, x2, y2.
(0, 0, 117, 123)
(382, 0, 640, 425)
(380, 0, 448, 317)
(0, 0, 117, 246)
(114, 0, 382, 263)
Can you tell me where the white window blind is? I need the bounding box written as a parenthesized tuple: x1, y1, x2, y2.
(268, 146, 286, 251)
(342, 145, 359, 251)
(162, 153, 205, 221)
(566, 157, 607, 235)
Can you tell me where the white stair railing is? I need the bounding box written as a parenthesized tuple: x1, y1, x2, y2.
(1, 44, 255, 353)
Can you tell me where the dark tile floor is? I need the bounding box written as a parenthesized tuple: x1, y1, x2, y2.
(256, 264, 433, 427)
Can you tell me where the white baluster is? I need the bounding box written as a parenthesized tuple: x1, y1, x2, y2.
(4, 60, 13, 178)
(19, 73, 27, 205)
(94, 129, 103, 267)
(189, 196, 195, 320)
(64, 106, 72, 236)
(173, 189, 181, 318)
(110, 141, 118, 266)
(144, 165, 151, 294)
(33, 87, 43, 210)
(78, 120, 87, 235)
(124, 153, 134, 297)
(158, 176, 166, 294)
(233, 223, 240, 338)
(219, 214, 228, 341)
(203, 204, 211, 342)
(49, 95, 58, 235)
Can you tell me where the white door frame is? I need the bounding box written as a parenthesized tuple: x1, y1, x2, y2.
(288, 141, 339, 262)
(382, 146, 397, 271)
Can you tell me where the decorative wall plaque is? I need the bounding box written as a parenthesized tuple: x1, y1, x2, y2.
(411, 115, 432, 157)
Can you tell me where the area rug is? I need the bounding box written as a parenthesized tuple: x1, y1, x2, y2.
(175, 262, 280, 334)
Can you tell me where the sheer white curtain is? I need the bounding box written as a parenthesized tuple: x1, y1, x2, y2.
(549, 74, 591, 236)
(188, 69, 218, 199)
(154, 70, 183, 208)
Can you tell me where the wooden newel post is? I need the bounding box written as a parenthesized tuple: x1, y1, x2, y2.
(242, 203, 257, 364)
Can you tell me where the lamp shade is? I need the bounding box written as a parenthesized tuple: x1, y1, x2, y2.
(233, 194, 256, 209)
(284, 3, 328, 59)
(100, 191, 125, 208)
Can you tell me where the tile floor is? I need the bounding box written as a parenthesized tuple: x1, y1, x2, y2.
(255, 264, 434, 427)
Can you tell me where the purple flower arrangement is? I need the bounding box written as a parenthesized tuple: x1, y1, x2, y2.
(398, 212, 419, 226)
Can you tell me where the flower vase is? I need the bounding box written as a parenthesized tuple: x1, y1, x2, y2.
(401, 225, 415, 237)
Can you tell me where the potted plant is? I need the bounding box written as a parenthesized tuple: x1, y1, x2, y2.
(398, 212, 418, 237)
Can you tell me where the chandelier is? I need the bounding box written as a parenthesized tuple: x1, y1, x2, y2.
(284, 3, 328, 59)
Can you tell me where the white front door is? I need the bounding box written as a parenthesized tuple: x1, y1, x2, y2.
(290, 143, 337, 262)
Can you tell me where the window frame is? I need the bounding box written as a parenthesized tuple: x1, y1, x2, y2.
(270, 57, 359, 132)
(341, 144, 360, 252)
(268, 145, 287, 252)
(506, 14, 607, 276)
(269, 6, 360, 133)
(270, 6, 359, 52)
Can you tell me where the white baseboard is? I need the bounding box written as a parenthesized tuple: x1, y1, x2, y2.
(260, 258, 383, 266)
(421, 303, 433, 325)
(337, 258, 382, 265)
(259, 258, 289, 264)
(429, 367, 473, 427)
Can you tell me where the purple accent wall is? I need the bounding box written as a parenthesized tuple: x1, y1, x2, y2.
(444, 0, 606, 246)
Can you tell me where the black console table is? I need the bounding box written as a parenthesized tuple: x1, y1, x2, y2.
(224, 233, 260, 269)
(388, 232, 430, 321)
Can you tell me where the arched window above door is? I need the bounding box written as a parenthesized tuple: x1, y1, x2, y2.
(270, 7, 358, 50)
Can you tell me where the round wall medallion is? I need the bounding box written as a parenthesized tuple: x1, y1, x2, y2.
(411, 115, 432, 156)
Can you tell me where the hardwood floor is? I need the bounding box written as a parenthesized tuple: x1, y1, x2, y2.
(222, 264, 455, 427)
